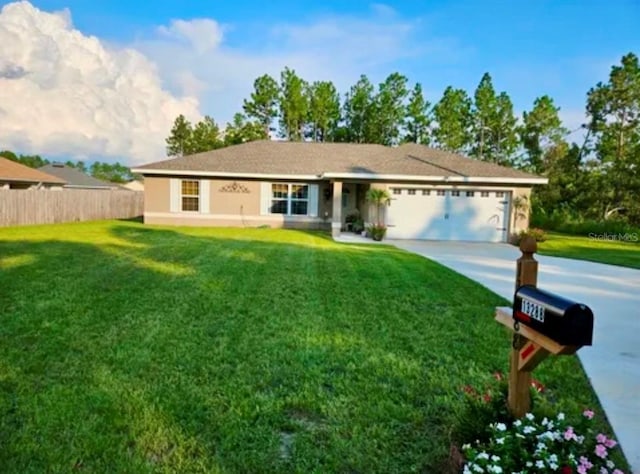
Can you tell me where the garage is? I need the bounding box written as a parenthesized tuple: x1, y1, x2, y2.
(385, 187, 510, 242)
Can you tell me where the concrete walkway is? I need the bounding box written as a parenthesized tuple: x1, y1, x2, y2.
(392, 241, 640, 473)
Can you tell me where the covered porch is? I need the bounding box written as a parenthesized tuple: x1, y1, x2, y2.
(321, 181, 376, 238)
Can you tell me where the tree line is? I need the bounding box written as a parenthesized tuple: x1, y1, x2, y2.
(0, 150, 135, 184)
(166, 52, 640, 226)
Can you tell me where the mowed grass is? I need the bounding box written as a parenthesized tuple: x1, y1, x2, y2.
(537, 232, 640, 269)
(0, 221, 611, 473)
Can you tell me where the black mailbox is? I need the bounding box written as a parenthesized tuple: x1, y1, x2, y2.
(513, 285, 594, 346)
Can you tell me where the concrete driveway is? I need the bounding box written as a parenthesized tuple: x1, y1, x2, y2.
(393, 240, 640, 473)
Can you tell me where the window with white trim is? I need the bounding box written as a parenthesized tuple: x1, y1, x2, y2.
(437, 189, 446, 196)
(481, 191, 490, 197)
(466, 191, 475, 197)
(451, 190, 460, 197)
(408, 189, 416, 195)
(422, 189, 431, 196)
(393, 188, 401, 195)
(270, 183, 309, 215)
(181, 180, 200, 212)
(496, 191, 505, 198)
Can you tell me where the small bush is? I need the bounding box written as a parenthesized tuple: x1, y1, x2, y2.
(531, 209, 639, 237)
(367, 224, 387, 241)
(352, 218, 365, 234)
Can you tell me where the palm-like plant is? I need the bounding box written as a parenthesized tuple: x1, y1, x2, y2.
(366, 188, 391, 226)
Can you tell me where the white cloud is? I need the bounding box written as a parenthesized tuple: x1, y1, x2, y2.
(0, 1, 201, 165)
(135, 6, 442, 129)
(157, 18, 223, 54)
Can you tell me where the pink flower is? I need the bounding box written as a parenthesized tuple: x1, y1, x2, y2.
(596, 433, 608, 444)
(604, 438, 617, 448)
(595, 444, 608, 459)
(579, 457, 593, 469)
(564, 427, 578, 441)
(583, 410, 595, 419)
(612, 470, 624, 474)
(577, 466, 587, 474)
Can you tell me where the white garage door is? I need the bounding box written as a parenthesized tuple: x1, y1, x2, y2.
(386, 188, 510, 242)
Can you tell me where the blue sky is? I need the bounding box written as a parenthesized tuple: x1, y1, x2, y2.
(1, 0, 638, 163)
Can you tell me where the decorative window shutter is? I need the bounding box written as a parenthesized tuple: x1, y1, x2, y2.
(260, 182, 272, 215)
(170, 178, 180, 213)
(199, 179, 210, 214)
(308, 184, 319, 217)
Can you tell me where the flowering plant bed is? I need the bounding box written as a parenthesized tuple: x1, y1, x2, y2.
(462, 410, 624, 474)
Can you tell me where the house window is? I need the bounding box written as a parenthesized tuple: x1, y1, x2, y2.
(408, 189, 416, 195)
(270, 183, 309, 215)
(451, 190, 460, 197)
(181, 180, 200, 211)
(481, 191, 490, 197)
(437, 190, 446, 196)
(466, 191, 475, 197)
(393, 188, 401, 195)
(496, 191, 505, 198)
(422, 189, 431, 196)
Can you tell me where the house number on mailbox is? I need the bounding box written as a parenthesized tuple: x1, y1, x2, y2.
(520, 299, 545, 323)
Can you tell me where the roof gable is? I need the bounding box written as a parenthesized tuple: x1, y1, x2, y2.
(0, 158, 66, 184)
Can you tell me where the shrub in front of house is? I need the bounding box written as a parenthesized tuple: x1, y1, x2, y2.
(367, 224, 387, 241)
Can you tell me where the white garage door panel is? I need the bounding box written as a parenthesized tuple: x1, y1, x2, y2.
(386, 188, 509, 242)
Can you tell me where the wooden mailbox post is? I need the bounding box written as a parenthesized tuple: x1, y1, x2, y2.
(495, 236, 594, 417)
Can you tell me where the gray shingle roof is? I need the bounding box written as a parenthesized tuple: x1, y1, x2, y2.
(39, 164, 118, 188)
(133, 141, 543, 181)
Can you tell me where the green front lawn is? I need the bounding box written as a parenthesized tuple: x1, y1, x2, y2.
(0, 221, 618, 472)
(537, 232, 640, 269)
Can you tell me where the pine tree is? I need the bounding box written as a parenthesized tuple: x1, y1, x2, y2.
(165, 114, 194, 157)
(433, 87, 472, 153)
(404, 83, 432, 144)
(243, 74, 279, 137)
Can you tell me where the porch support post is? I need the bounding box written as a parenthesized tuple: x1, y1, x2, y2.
(331, 181, 343, 237)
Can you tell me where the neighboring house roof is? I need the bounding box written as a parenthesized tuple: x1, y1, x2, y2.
(0, 157, 66, 184)
(133, 141, 547, 184)
(123, 180, 144, 191)
(39, 163, 118, 189)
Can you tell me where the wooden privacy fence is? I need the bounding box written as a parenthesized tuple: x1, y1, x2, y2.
(0, 189, 144, 226)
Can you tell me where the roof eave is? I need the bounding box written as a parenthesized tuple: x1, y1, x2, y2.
(131, 168, 548, 185)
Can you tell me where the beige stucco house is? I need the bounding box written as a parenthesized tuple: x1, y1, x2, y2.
(132, 141, 546, 242)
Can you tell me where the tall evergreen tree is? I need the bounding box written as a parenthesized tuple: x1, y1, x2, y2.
(470, 74, 518, 165)
(370, 72, 409, 145)
(191, 116, 223, 153)
(307, 81, 341, 142)
(343, 75, 375, 143)
(223, 113, 267, 146)
(432, 86, 472, 153)
(165, 114, 194, 157)
(471, 73, 498, 160)
(520, 95, 567, 173)
(491, 92, 519, 166)
(586, 52, 640, 221)
(404, 83, 432, 144)
(278, 67, 309, 141)
(243, 74, 279, 137)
